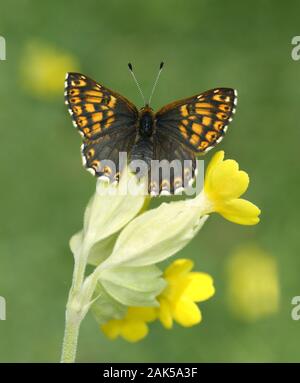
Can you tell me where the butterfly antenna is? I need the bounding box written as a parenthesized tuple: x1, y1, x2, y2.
(148, 62, 164, 106)
(128, 63, 146, 105)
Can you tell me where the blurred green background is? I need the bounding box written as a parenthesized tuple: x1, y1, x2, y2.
(0, 0, 300, 362)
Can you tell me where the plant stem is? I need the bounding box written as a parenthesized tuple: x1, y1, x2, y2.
(60, 309, 81, 363)
(60, 244, 89, 363)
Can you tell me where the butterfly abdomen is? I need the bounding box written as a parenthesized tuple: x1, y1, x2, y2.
(131, 136, 153, 167)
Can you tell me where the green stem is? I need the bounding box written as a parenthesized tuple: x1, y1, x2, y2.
(60, 244, 89, 363)
(60, 309, 81, 363)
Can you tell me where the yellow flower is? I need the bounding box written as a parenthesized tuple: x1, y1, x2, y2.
(203, 151, 261, 225)
(157, 259, 215, 328)
(226, 245, 280, 322)
(20, 41, 79, 98)
(100, 259, 215, 341)
(101, 307, 156, 343)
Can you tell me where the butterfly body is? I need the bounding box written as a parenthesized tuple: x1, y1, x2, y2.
(138, 106, 155, 137)
(130, 106, 155, 167)
(65, 72, 237, 195)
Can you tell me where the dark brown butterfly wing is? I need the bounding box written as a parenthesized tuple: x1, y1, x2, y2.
(152, 88, 237, 194)
(155, 88, 237, 153)
(151, 132, 197, 195)
(65, 72, 138, 180)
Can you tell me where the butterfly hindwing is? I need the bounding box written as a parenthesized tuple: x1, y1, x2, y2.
(82, 130, 137, 181)
(155, 88, 237, 154)
(151, 130, 197, 195)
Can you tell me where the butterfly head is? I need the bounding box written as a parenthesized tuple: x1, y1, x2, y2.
(140, 104, 153, 112)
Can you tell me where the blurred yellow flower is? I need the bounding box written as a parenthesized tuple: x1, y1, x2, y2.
(21, 41, 79, 98)
(101, 307, 156, 343)
(202, 151, 261, 225)
(157, 259, 215, 329)
(226, 245, 279, 322)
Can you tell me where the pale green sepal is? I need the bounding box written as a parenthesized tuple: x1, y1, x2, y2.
(69, 173, 146, 264)
(91, 284, 127, 324)
(87, 233, 119, 266)
(103, 200, 209, 268)
(99, 265, 166, 307)
(69, 230, 83, 259)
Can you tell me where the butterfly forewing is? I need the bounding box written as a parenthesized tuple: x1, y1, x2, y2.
(65, 72, 138, 179)
(65, 72, 138, 139)
(155, 88, 237, 154)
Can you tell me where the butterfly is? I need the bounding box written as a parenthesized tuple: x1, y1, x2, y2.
(65, 65, 237, 195)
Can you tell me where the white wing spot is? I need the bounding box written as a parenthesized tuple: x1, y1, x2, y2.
(174, 187, 184, 195)
(98, 175, 110, 183)
(160, 190, 170, 196)
(87, 168, 96, 176)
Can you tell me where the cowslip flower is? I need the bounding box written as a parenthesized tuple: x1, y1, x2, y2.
(198, 151, 261, 225)
(100, 258, 215, 341)
(157, 259, 215, 328)
(101, 307, 156, 343)
(61, 152, 260, 361)
(226, 245, 279, 322)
